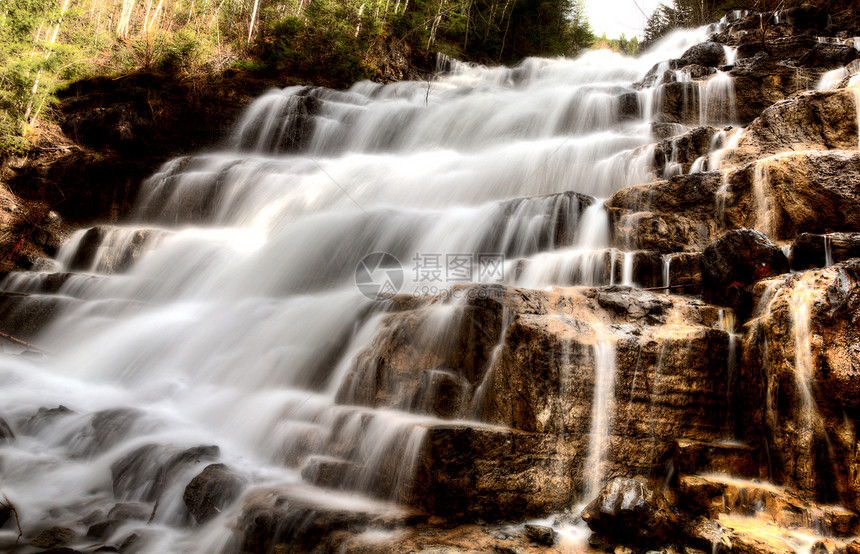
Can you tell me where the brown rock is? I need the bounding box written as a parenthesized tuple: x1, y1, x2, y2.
(728, 89, 860, 166)
(790, 232, 860, 270)
(739, 261, 860, 510)
(700, 229, 789, 307)
(581, 476, 678, 548)
(183, 463, 245, 524)
(31, 527, 75, 549)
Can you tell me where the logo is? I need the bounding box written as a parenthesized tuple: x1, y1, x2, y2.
(355, 252, 404, 300)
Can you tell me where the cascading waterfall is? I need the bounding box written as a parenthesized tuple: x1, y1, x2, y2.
(0, 25, 725, 552)
(583, 332, 617, 500)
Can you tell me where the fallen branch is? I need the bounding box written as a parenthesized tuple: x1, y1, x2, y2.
(1, 493, 23, 553)
(638, 283, 702, 292)
(0, 330, 53, 355)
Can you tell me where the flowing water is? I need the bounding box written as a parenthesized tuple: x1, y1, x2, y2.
(0, 27, 724, 552)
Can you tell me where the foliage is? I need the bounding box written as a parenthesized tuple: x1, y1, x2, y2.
(593, 33, 639, 55)
(0, 0, 600, 157)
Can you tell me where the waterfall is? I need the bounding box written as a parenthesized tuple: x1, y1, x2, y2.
(583, 334, 617, 500)
(0, 24, 719, 552)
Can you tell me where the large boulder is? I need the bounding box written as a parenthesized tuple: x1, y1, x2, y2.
(700, 229, 789, 307)
(581, 476, 678, 548)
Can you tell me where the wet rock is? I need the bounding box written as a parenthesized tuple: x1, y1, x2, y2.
(111, 443, 219, 502)
(0, 294, 71, 341)
(22, 405, 74, 434)
(33, 549, 84, 554)
(790, 232, 860, 270)
(739, 261, 860, 510)
(679, 474, 858, 536)
(607, 171, 725, 253)
(653, 127, 718, 177)
(618, 92, 640, 120)
(412, 424, 576, 520)
(728, 88, 860, 165)
(183, 463, 245, 524)
(70, 408, 144, 458)
(523, 524, 557, 546)
(730, 59, 813, 124)
(581, 476, 678, 548)
(678, 42, 726, 68)
(700, 229, 789, 307)
(665, 252, 703, 290)
(656, 82, 700, 125)
(31, 527, 75, 549)
(798, 43, 860, 69)
(65, 226, 163, 274)
(238, 486, 427, 553)
(741, 151, 860, 240)
(86, 519, 123, 540)
(672, 440, 763, 480)
(107, 502, 151, 522)
(0, 417, 13, 443)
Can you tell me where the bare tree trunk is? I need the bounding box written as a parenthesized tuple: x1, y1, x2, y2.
(247, 0, 260, 45)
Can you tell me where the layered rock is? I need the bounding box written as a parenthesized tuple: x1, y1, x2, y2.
(739, 261, 860, 510)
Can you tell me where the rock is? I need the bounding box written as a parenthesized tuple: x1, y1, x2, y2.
(679, 474, 858, 536)
(618, 92, 640, 121)
(672, 440, 763, 481)
(70, 408, 144, 458)
(739, 261, 860, 510)
(656, 82, 700, 125)
(238, 486, 426, 553)
(86, 519, 122, 540)
(728, 88, 860, 165)
(22, 405, 74, 434)
(523, 524, 557, 546)
(607, 171, 725, 253)
(700, 229, 789, 307)
(581, 476, 678, 548)
(729, 59, 814, 124)
(678, 42, 726, 68)
(111, 443, 219, 502)
(33, 549, 84, 554)
(412, 424, 576, 520)
(781, 3, 832, 33)
(107, 502, 151, 522)
(183, 463, 245, 524)
(740, 151, 860, 240)
(653, 127, 718, 177)
(790, 232, 860, 270)
(31, 527, 75, 549)
(0, 417, 14, 443)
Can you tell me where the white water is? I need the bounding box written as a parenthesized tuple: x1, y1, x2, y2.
(583, 333, 617, 499)
(0, 27, 720, 553)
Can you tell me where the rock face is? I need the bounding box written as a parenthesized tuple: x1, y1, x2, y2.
(581, 476, 678, 548)
(728, 88, 860, 165)
(339, 285, 732, 519)
(740, 261, 860, 510)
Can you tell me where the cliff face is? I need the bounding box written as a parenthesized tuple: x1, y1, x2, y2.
(2, 6, 860, 554)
